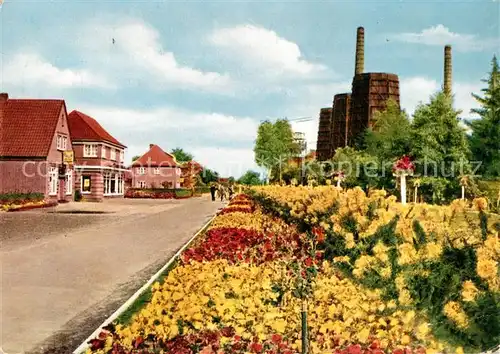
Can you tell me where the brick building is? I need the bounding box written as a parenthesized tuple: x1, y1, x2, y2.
(67, 110, 127, 201)
(316, 27, 401, 160)
(130, 144, 181, 189)
(0, 93, 74, 202)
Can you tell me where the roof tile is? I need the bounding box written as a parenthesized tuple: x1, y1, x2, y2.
(132, 144, 179, 167)
(0, 99, 64, 157)
(67, 110, 126, 148)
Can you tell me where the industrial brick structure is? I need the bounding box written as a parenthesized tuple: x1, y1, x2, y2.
(316, 27, 401, 160)
(315, 107, 333, 161)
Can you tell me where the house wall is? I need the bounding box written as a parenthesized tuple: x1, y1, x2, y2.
(0, 160, 48, 195)
(0, 108, 74, 201)
(75, 170, 104, 202)
(131, 166, 181, 189)
(73, 142, 125, 168)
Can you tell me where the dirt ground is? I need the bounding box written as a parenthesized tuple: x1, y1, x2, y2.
(0, 196, 225, 353)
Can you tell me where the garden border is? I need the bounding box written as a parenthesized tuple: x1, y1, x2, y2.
(72, 212, 218, 354)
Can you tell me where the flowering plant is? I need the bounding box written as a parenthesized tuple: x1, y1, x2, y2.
(392, 156, 415, 176)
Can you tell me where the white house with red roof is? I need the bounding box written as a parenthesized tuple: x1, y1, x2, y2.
(130, 144, 181, 189)
(68, 110, 127, 201)
(0, 93, 74, 202)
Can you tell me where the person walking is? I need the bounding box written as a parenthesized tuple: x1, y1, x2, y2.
(228, 184, 234, 200)
(210, 183, 216, 202)
(219, 184, 226, 201)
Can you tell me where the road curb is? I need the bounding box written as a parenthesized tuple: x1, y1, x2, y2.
(72, 212, 218, 354)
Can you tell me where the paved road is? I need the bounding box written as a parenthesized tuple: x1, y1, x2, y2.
(0, 196, 224, 353)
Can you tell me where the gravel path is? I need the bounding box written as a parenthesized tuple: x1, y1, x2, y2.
(0, 196, 224, 353)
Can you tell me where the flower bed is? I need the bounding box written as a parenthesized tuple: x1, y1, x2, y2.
(251, 186, 500, 353)
(0, 192, 46, 211)
(5, 200, 57, 212)
(84, 189, 500, 354)
(124, 188, 195, 199)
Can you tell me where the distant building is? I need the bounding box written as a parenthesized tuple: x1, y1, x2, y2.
(0, 93, 74, 202)
(68, 110, 127, 201)
(316, 27, 401, 160)
(130, 144, 181, 189)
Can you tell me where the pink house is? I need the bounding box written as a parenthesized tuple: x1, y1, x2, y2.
(0, 93, 74, 202)
(68, 110, 127, 202)
(130, 144, 181, 189)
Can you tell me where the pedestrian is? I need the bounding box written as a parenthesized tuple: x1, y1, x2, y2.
(218, 184, 225, 201)
(228, 184, 234, 199)
(210, 183, 216, 201)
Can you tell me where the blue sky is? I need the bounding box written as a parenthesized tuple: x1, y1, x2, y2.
(1, 0, 498, 177)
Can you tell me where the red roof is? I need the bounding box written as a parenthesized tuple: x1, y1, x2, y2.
(67, 110, 126, 148)
(131, 144, 179, 167)
(0, 98, 65, 157)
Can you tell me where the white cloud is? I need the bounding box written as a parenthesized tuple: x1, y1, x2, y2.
(399, 76, 482, 117)
(190, 147, 260, 178)
(208, 24, 327, 78)
(390, 25, 499, 52)
(73, 104, 259, 176)
(83, 20, 233, 93)
(284, 81, 352, 148)
(3, 53, 111, 88)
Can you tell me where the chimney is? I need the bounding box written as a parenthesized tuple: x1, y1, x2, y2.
(355, 27, 365, 75)
(444, 45, 452, 96)
(149, 144, 155, 150)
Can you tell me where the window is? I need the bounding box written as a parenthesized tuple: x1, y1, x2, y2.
(84, 144, 98, 157)
(154, 168, 160, 175)
(120, 150, 124, 162)
(137, 167, 145, 175)
(110, 149, 116, 160)
(49, 167, 58, 195)
(81, 175, 92, 193)
(57, 135, 67, 150)
(101, 146, 107, 159)
(137, 181, 146, 188)
(65, 170, 73, 195)
(104, 173, 124, 195)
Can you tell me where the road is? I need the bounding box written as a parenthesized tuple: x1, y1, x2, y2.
(0, 196, 224, 353)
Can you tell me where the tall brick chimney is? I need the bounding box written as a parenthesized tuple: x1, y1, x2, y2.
(444, 45, 452, 96)
(355, 27, 365, 76)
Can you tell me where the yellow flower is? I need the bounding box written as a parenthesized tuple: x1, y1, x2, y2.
(473, 197, 488, 211)
(443, 301, 469, 329)
(461, 280, 479, 302)
(477, 257, 498, 281)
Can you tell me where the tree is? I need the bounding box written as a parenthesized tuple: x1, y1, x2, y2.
(410, 92, 471, 201)
(364, 99, 412, 161)
(132, 155, 141, 162)
(171, 148, 194, 163)
(467, 56, 500, 177)
(254, 119, 296, 182)
(200, 168, 219, 184)
(238, 170, 262, 186)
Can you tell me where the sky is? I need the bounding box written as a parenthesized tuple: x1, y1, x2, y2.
(1, 0, 498, 178)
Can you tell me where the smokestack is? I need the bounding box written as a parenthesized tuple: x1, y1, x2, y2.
(444, 45, 452, 95)
(355, 27, 365, 75)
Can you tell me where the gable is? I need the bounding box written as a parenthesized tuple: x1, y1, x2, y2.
(0, 99, 65, 157)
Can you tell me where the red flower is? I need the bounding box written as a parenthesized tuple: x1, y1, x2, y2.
(348, 344, 362, 354)
(220, 326, 235, 337)
(250, 342, 263, 353)
(271, 334, 282, 344)
(312, 226, 326, 243)
(393, 155, 415, 172)
(304, 257, 313, 267)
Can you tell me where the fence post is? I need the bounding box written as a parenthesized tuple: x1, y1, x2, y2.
(301, 299, 308, 354)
